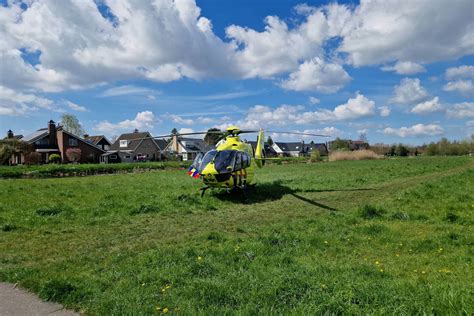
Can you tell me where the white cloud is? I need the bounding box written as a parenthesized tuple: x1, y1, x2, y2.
(381, 61, 426, 75)
(94, 111, 156, 134)
(378, 106, 390, 117)
(280, 58, 351, 93)
(445, 65, 474, 80)
(390, 78, 429, 104)
(309, 96, 320, 104)
(178, 128, 194, 134)
(100, 85, 160, 97)
(169, 114, 193, 125)
(338, 0, 474, 66)
(223, 93, 375, 129)
(446, 102, 474, 119)
(443, 80, 474, 97)
(0, 85, 55, 116)
(66, 101, 88, 112)
(411, 97, 443, 114)
(383, 123, 444, 137)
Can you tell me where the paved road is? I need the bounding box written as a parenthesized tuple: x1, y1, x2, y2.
(0, 283, 78, 316)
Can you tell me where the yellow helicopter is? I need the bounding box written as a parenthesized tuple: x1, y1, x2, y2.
(171, 126, 329, 197)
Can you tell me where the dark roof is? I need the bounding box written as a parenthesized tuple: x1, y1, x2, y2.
(154, 138, 169, 150)
(247, 141, 277, 153)
(22, 129, 49, 143)
(109, 131, 161, 152)
(84, 135, 110, 146)
(179, 137, 211, 152)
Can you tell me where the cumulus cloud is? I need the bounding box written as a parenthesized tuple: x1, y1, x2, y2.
(280, 58, 351, 93)
(446, 102, 474, 118)
(381, 61, 426, 75)
(383, 123, 444, 137)
(223, 93, 375, 129)
(443, 80, 474, 97)
(0, 85, 55, 116)
(94, 111, 156, 134)
(378, 106, 391, 117)
(390, 78, 429, 104)
(338, 0, 474, 66)
(445, 65, 474, 80)
(411, 97, 443, 114)
(178, 128, 194, 134)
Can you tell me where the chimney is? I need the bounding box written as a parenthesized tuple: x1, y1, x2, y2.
(7, 130, 14, 139)
(48, 120, 57, 146)
(133, 128, 139, 133)
(83, 134, 89, 138)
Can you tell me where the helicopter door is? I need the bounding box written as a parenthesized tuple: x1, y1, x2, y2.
(234, 152, 242, 171)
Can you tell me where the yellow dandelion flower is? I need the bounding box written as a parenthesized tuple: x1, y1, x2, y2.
(197, 256, 202, 261)
(421, 271, 426, 274)
(321, 284, 327, 289)
(375, 261, 380, 265)
(142, 283, 145, 286)
(395, 254, 400, 257)
(163, 307, 169, 314)
(165, 284, 171, 289)
(161, 288, 166, 292)
(414, 269, 418, 272)
(324, 240, 328, 244)
(380, 269, 384, 272)
(156, 306, 161, 311)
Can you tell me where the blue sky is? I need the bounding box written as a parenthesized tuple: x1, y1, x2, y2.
(1, 0, 473, 144)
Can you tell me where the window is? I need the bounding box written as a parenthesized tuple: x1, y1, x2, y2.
(234, 152, 242, 171)
(35, 138, 49, 145)
(68, 138, 78, 146)
(213, 150, 236, 173)
(125, 155, 131, 159)
(120, 140, 128, 148)
(110, 155, 117, 159)
(242, 153, 250, 168)
(199, 150, 216, 171)
(104, 145, 109, 150)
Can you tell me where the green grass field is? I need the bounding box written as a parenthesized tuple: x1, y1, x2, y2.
(1, 157, 473, 314)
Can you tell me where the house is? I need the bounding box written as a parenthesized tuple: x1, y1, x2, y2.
(84, 135, 111, 151)
(272, 141, 328, 157)
(247, 141, 278, 157)
(349, 140, 369, 150)
(102, 129, 165, 163)
(18, 120, 105, 163)
(164, 135, 213, 161)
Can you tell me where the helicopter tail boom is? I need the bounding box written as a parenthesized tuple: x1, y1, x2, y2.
(254, 129, 265, 168)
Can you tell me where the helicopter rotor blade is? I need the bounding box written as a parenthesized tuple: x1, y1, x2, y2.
(265, 131, 331, 137)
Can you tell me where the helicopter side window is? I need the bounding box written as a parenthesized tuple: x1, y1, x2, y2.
(191, 152, 204, 170)
(242, 153, 250, 168)
(234, 152, 242, 171)
(213, 150, 236, 173)
(199, 150, 217, 171)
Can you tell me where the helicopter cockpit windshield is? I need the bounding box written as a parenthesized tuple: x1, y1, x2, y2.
(213, 150, 236, 173)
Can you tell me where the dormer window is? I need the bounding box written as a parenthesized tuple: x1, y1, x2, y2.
(120, 140, 128, 148)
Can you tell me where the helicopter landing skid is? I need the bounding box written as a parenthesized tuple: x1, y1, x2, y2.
(200, 186, 209, 197)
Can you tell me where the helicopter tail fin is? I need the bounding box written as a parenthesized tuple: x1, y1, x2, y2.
(255, 129, 265, 168)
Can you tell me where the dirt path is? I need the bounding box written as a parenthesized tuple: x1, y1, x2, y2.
(0, 283, 77, 315)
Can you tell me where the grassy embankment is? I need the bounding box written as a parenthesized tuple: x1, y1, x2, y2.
(0, 157, 473, 314)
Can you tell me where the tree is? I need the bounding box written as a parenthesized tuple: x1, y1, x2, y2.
(359, 133, 368, 143)
(204, 128, 224, 145)
(61, 114, 85, 136)
(0, 139, 33, 165)
(171, 128, 178, 135)
(66, 148, 81, 163)
(331, 138, 349, 150)
(267, 136, 274, 146)
(397, 144, 409, 156)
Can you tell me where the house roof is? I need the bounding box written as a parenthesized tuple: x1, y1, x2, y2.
(22, 129, 49, 143)
(274, 142, 305, 152)
(247, 141, 277, 153)
(154, 139, 169, 150)
(84, 135, 110, 146)
(179, 137, 212, 152)
(109, 131, 161, 152)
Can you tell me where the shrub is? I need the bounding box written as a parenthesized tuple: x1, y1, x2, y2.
(24, 152, 42, 165)
(329, 150, 382, 161)
(48, 154, 61, 164)
(359, 204, 384, 219)
(309, 150, 321, 163)
(66, 148, 81, 163)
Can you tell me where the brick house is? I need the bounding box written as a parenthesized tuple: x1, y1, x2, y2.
(18, 120, 105, 163)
